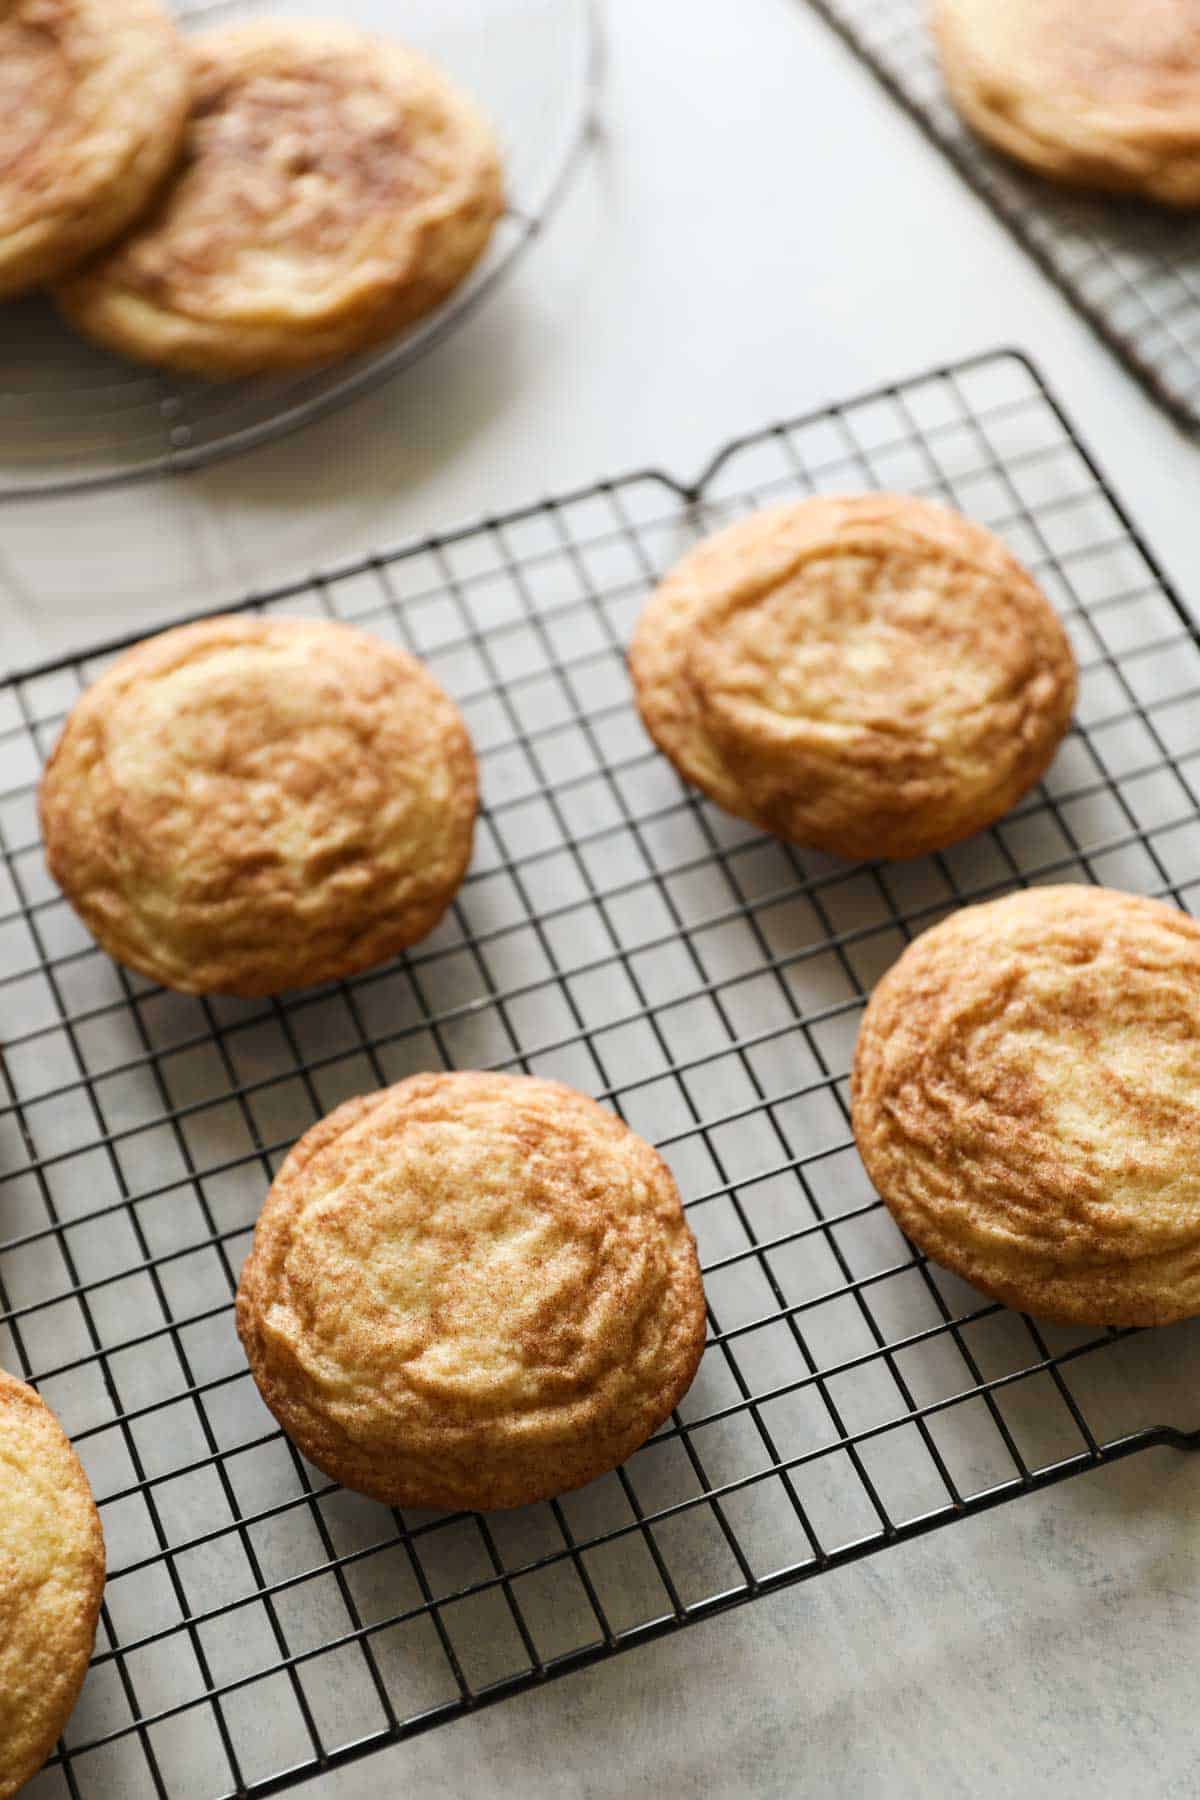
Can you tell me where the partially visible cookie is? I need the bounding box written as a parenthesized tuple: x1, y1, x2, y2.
(933, 0, 1200, 206)
(0, 1371, 105, 1800)
(39, 615, 477, 996)
(0, 0, 189, 297)
(629, 494, 1076, 861)
(236, 1071, 708, 1510)
(852, 885, 1200, 1326)
(56, 19, 504, 375)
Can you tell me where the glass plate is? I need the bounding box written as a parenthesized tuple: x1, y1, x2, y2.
(0, 0, 598, 498)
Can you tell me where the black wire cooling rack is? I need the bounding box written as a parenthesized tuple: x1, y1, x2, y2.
(802, 0, 1200, 431)
(4, 347, 1200, 1799)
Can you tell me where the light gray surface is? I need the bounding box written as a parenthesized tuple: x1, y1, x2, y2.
(311, 1448, 1200, 1800)
(3, 0, 1199, 1794)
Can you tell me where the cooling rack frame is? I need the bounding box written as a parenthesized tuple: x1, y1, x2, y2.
(3, 346, 1200, 1800)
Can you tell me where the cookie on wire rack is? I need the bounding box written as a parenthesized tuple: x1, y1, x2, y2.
(933, 0, 1200, 207)
(0, 1370, 105, 1800)
(853, 885, 1200, 1326)
(237, 1071, 708, 1511)
(629, 492, 1077, 861)
(39, 614, 478, 996)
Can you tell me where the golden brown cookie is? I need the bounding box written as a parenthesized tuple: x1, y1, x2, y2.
(0, 0, 189, 298)
(852, 885, 1200, 1326)
(0, 1371, 105, 1800)
(56, 19, 504, 376)
(39, 614, 477, 996)
(629, 494, 1076, 862)
(933, 0, 1200, 206)
(236, 1071, 708, 1510)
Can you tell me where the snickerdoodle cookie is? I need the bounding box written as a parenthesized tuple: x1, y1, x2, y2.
(933, 0, 1200, 206)
(852, 885, 1200, 1326)
(0, 0, 189, 298)
(629, 494, 1076, 861)
(39, 615, 477, 996)
(0, 1371, 105, 1800)
(56, 19, 503, 375)
(236, 1072, 708, 1510)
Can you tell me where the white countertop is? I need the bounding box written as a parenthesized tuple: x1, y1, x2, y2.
(5, 0, 1199, 1793)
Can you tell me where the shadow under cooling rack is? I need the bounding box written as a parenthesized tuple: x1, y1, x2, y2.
(4, 348, 1200, 1799)
(802, 0, 1200, 431)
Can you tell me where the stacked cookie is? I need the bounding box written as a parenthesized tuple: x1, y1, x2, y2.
(2, 3, 502, 375)
(852, 886, 1200, 1327)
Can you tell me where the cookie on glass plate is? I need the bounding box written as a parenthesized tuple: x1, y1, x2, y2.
(57, 19, 504, 375)
(0, 0, 188, 297)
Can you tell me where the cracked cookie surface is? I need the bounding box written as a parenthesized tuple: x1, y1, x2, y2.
(629, 494, 1076, 861)
(39, 614, 477, 996)
(0, 1370, 105, 1800)
(934, 0, 1200, 206)
(56, 18, 503, 374)
(852, 885, 1200, 1325)
(0, 0, 188, 296)
(237, 1071, 708, 1510)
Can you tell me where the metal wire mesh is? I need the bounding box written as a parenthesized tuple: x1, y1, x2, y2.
(802, 0, 1200, 430)
(0, 0, 597, 502)
(4, 347, 1200, 1800)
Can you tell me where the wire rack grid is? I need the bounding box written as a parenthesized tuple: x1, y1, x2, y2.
(0, 0, 598, 502)
(4, 347, 1200, 1800)
(801, 0, 1200, 431)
